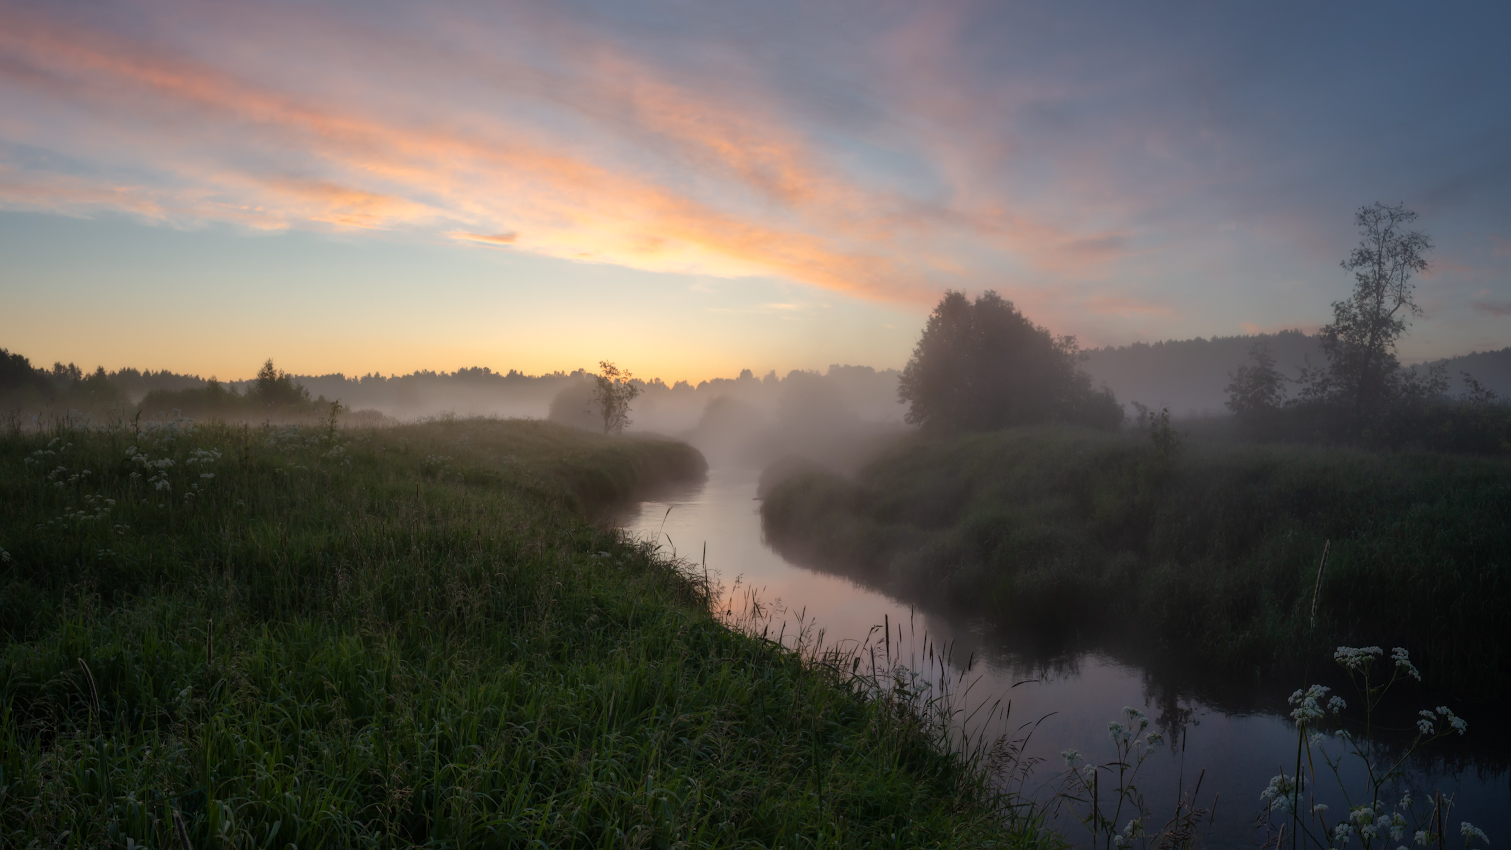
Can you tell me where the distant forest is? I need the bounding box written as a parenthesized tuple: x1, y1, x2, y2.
(1082, 331, 1511, 416)
(4, 334, 1510, 427)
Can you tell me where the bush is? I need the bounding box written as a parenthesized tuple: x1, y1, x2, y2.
(761, 427, 1511, 698)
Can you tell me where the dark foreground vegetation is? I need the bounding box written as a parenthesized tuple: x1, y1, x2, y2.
(0, 417, 1035, 847)
(761, 426, 1511, 700)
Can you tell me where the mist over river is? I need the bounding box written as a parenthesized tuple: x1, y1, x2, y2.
(619, 466, 1511, 848)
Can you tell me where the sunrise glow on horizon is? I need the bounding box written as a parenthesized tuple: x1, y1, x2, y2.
(2, 0, 1509, 382)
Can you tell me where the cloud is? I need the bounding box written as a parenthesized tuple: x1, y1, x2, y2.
(1082, 294, 1178, 319)
(1471, 301, 1511, 318)
(0, 2, 1138, 309)
(1420, 258, 1485, 281)
(450, 231, 519, 247)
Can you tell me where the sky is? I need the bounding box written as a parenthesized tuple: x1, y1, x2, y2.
(1, 0, 1509, 383)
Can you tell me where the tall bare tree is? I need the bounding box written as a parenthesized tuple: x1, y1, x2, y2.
(1310, 202, 1432, 420)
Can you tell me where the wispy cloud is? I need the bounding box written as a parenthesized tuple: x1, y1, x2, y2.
(450, 231, 519, 247)
(0, 1, 1137, 309)
(1, 0, 1506, 356)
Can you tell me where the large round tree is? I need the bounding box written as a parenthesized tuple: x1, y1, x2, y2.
(898, 290, 1122, 432)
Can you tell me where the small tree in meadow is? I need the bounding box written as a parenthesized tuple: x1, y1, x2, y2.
(1225, 340, 1287, 420)
(249, 359, 311, 410)
(591, 361, 641, 435)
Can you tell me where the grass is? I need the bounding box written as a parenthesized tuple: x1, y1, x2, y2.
(0, 415, 1040, 848)
(759, 426, 1511, 700)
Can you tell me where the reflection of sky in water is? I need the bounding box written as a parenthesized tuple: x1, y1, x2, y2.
(621, 467, 1511, 848)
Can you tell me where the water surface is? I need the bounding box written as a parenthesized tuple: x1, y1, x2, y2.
(620, 466, 1509, 847)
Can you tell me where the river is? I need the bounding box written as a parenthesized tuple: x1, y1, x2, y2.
(619, 465, 1510, 848)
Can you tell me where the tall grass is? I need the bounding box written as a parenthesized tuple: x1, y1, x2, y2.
(1, 416, 1039, 847)
(760, 426, 1511, 699)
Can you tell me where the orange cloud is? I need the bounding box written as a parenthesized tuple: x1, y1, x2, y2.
(450, 231, 519, 247)
(0, 3, 1135, 307)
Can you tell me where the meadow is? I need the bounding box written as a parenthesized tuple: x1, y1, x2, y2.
(0, 415, 1039, 848)
(760, 426, 1511, 700)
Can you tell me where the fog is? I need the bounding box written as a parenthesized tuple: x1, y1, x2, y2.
(549, 365, 910, 473)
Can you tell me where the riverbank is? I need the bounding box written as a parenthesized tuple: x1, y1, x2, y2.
(0, 417, 1041, 846)
(760, 426, 1511, 700)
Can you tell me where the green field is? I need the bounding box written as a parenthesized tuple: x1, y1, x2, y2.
(761, 426, 1511, 699)
(0, 416, 1038, 847)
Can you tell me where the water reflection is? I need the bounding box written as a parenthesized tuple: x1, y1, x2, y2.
(618, 466, 1510, 847)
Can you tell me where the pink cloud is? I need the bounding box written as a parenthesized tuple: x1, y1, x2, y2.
(0, 2, 1139, 310)
(1082, 294, 1178, 319)
(1472, 301, 1511, 318)
(450, 231, 519, 247)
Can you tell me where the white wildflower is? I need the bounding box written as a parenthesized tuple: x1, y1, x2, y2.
(1335, 822, 1355, 845)
(0, 547, 10, 563)
(1061, 748, 1082, 768)
(1417, 710, 1436, 736)
(1328, 695, 1347, 713)
(1289, 685, 1330, 727)
(1391, 647, 1421, 681)
(1314, 803, 1330, 814)
(1335, 646, 1383, 671)
(1461, 822, 1489, 846)
(1416, 830, 1432, 846)
(1261, 773, 1297, 813)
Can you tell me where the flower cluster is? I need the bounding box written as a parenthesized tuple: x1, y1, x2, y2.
(1462, 822, 1490, 846)
(1261, 773, 1299, 814)
(1288, 684, 1344, 727)
(128, 446, 177, 491)
(1108, 706, 1163, 750)
(1415, 706, 1467, 737)
(1392, 647, 1422, 682)
(1113, 818, 1144, 848)
(1334, 645, 1383, 671)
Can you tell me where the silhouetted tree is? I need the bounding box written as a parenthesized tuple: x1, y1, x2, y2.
(0, 348, 45, 395)
(1225, 340, 1287, 418)
(1303, 203, 1433, 423)
(249, 359, 311, 409)
(591, 361, 641, 434)
(898, 290, 1121, 432)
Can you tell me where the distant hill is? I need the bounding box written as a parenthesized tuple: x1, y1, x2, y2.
(1083, 334, 1511, 416)
(1419, 348, 1511, 399)
(1081, 331, 1322, 417)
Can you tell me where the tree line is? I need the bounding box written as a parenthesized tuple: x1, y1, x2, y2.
(898, 202, 1509, 453)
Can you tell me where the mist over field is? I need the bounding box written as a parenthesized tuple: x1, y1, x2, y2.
(5, 1, 1511, 845)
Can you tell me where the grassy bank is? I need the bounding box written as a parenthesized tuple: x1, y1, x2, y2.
(1, 417, 1033, 847)
(760, 427, 1511, 699)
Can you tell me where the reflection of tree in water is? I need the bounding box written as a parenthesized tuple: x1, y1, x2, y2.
(765, 512, 1511, 791)
(1139, 669, 1202, 755)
